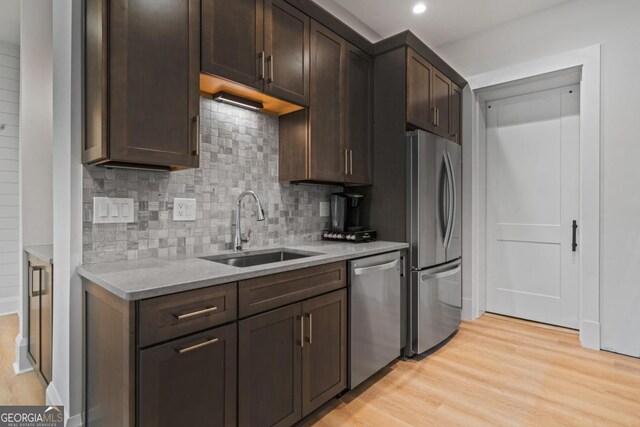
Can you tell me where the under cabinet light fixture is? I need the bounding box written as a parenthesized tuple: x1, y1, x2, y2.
(212, 92, 263, 112)
(412, 2, 427, 14)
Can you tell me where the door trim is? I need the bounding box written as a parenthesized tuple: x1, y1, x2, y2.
(464, 45, 601, 350)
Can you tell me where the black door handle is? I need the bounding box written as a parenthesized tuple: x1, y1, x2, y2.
(572, 220, 578, 252)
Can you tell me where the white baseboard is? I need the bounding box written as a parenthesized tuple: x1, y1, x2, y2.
(66, 413, 83, 427)
(580, 319, 600, 350)
(0, 296, 18, 316)
(46, 381, 63, 407)
(13, 333, 33, 374)
(462, 297, 474, 321)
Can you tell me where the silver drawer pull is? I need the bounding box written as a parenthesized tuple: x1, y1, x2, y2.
(353, 259, 398, 276)
(175, 306, 218, 320)
(177, 337, 219, 354)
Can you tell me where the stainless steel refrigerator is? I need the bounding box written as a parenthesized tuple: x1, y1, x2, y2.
(407, 130, 462, 355)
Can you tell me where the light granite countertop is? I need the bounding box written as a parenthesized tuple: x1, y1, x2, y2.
(77, 240, 408, 301)
(24, 244, 54, 264)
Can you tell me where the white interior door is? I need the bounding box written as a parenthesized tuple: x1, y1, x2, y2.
(486, 84, 580, 329)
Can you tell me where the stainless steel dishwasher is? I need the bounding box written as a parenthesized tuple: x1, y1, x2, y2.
(348, 251, 402, 389)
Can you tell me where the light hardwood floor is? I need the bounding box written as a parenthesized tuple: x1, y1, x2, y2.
(306, 314, 640, 426)
(0, 314, 45, 405)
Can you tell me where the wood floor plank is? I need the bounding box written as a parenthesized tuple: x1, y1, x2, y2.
(308, 314, 640, 426)
(0, 314, 45, 405)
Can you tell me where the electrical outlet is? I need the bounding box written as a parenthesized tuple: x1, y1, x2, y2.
(93, 197, 135, 224)
(173, 198, 196, 221)
(319, 201, 330, 217)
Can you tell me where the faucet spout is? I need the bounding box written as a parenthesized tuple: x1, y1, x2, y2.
(234, 190, 265, 250)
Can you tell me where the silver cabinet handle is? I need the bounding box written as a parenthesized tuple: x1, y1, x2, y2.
(305, 313, 313, 344)
(267, 55, 274, 84)
(259, 51, 265, 80)
(175, 306, 218, 320)
(300, 315, 304, 348)
(354, 259, 398, 276)
(349, 149, 353, 175)
(192, 115, 201, 156)
(344, 148, 349, 175)
(176, 337, 219, 354)
(432, 107, 437, 126)
(30, 266, 44, 297)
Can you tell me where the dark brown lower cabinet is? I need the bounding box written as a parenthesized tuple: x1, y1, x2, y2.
(139, 323, 237, 427)
(239, 303, 302, 427)
(238, 289, 347, 426)
(302, 289, 347, 416)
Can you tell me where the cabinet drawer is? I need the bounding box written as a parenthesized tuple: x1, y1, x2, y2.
(239, 262, 346, 317)
(139, 282, 237, 347)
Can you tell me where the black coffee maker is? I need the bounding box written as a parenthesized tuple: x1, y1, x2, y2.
(330, 192, 364, 232)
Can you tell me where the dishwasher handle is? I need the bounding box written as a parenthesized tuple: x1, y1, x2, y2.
(353, 259, 398, 276)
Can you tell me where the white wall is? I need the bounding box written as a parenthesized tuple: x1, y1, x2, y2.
(20, 0, 53, 248)
(436, 0, 640, 357)
(0, 41, 20, 315)
(51, 0, 84, 423)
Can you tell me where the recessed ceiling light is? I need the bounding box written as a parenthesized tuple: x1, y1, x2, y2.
(412, 2, 427, 14)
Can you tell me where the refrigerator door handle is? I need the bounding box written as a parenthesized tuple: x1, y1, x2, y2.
(439, 153, 449, 247)
(445, 151, 456, 249)
(442, 151, 454, 249)
(421, 260, 461, 281)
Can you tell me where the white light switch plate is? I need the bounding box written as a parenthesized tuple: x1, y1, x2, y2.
(173, 198, 197, 221)
(320, 201, 330, 217)
(93, 197, 135, 224)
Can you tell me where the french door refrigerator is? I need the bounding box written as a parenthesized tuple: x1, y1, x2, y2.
(407, 130, 462, 355)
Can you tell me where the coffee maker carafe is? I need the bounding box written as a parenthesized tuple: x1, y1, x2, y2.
(330, 192, 364, 232)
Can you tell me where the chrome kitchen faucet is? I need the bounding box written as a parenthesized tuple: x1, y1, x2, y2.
(234, 190, 265, 250)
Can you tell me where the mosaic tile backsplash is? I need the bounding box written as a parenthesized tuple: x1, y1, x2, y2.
(82, 97, 341, 264)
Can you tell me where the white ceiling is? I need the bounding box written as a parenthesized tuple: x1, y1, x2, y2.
(314, 0, 572, 47)
(0, 0, 20, 45)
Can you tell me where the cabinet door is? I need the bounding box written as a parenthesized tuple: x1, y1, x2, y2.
(201, 0, 264, 90)
(345, 44, 373, 185)
(309, 22, 345, 183)
(239, 303, 302, 427)
(450, 83, 462, 144)
(301, 289, 347, 416)
(406, 48, 434, 132)
(108, 0, 200, 168)
(432, 68, 451, 138)
(264, 0, 310, 106)
(139, 323, 237, 427)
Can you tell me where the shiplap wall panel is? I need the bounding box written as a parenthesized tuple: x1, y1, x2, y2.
(0, 41, 19, 303)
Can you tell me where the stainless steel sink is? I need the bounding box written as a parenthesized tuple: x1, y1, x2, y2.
(200, 249, 323, 268)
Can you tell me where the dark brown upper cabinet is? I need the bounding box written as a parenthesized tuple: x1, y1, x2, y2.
(407, 48, 434, 133)
(279, 22, 372, 186)
(432, 68, 451, 137)
(84, 0, 201, 171)
(345, 44, 373, 185)
(201, 0, 309, 107)
(406, 47, 461, 141)
(264, 0, 311, 106)
(450, 83, 462, 144)
(201, 0, 264, 91)
(308, 22, 346, 183)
